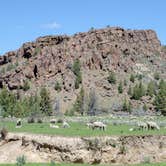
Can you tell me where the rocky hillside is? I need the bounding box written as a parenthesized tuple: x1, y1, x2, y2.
(0, 27, 166, 113)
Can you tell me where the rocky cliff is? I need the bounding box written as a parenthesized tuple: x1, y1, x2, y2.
(0, 27, 165, 112)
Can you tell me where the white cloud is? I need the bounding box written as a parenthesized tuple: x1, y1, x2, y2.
(41, 22, 61, 29)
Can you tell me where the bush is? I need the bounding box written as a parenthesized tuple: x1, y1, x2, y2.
(72, 59, 82, 89)
(27, 117, 35, 123)
(154, 72, 160, 80)
(147, 81, 156, 97)
(22, 80, 30, 91)
(118, 81, 123, 94)
(132, 82, 145, 100)
(57, 118, 64, 123)
(16, 155, 26, 166)
(54, 81, 62, 92)
(107, 71, 116, 84)
(0, 128, 8, 140)
(122, 98, 132, 113)
(130, 74, 135, 83)
(154, 80, 166, 115)
(37, 118, 43, 123)
(40, 87, 52, 116)
(119, 145, 127, 154)
(143, 104, 148, 111)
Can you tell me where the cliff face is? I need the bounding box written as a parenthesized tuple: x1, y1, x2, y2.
(0, 27, 165, 112)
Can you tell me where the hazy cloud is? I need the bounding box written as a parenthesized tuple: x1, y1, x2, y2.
(41, 22, 61, 29)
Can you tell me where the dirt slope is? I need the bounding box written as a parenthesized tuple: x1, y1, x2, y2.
(0, 132, 166, 164)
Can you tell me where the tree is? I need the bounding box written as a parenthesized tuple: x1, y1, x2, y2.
(143, 104, 148, 111)
(154, 72, 160, 80)
(54, 81, 61, 92)
(147, 81, 156, 97)
(132, 82, 145, 100)
(53, 98, 61, 116)
(154, 80, 166, 115)
(124, 79, 127, 86)
(22, 80, 30, 91)
(130, 74, 135, 83)
(107, 71, 116, 84)
(72, 59, 82, 89)
(128, 85, 132, 96)
(122, 98, 132, 113)
(72, 87, 85, 115)
(138, 81, 146, 97)
(88, 89, 98, 116)
(39, 87, 52, 116)
(118, 81, 123, 94)
(28, 93, 41, 116)
(0, 87, 16, 117)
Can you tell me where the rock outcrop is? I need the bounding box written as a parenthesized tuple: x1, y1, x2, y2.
(0, 27, 165, 112)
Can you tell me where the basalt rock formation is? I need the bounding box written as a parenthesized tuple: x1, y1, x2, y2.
(0, 27, 165, 112)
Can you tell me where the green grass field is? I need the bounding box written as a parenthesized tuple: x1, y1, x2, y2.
(0, 121, 166, 137)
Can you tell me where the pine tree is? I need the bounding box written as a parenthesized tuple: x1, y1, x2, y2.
(132, 82, 145, 100)
(128, 85, 132, 96)
(147, 81, 156, 97)
(122, 98, 132, 113)
(118, 81, 123, 94)
(0, 87, 16, 117)
(107, 71, 116, 84)
(154, 80, 166, 115)
(73, 87, 85, 115)
(39, 87, 52, 116)
(72, 59, 82, 89)
(130, 74, 135, 83)
(54, 81, 61, 92)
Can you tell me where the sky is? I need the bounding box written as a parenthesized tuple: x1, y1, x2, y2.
(0, 0, 165, 55)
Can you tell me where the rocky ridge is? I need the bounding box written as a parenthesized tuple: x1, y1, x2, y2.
(0, 27, 165, 112)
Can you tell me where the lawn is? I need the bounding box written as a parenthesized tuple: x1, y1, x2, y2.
(0, 121, 166, 137)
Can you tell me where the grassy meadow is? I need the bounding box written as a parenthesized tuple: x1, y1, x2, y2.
(0, 120, 166, 137)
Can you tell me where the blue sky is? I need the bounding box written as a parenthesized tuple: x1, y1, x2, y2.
(0, 0, 165, 55)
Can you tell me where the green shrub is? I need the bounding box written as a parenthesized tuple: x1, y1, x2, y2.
(128, 85, 132, 96)
(154, 72, 160, 80)
(143, 104, 148, 111)
(147, 81, 156, 97)
(142, 156, 150, 164)
(72, 59, 82, 89)
(40, 87, 52, 116)
(130, 74, 135, 83)
(27, 117, 35, 123)
(119, 145, 127, 154)
(22, 80, 30, 91)
(154, 80, 166, 115)
(107, 71, 116, 84)
(122, 99, 132, 113)
(124, 79, 127, 86)
(37, 118, 43, 123)
(54, 81, 62, 92)
(118, 81, 123, 94)
(132, 82, 145, 100)
(16, 155, 26, 166)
